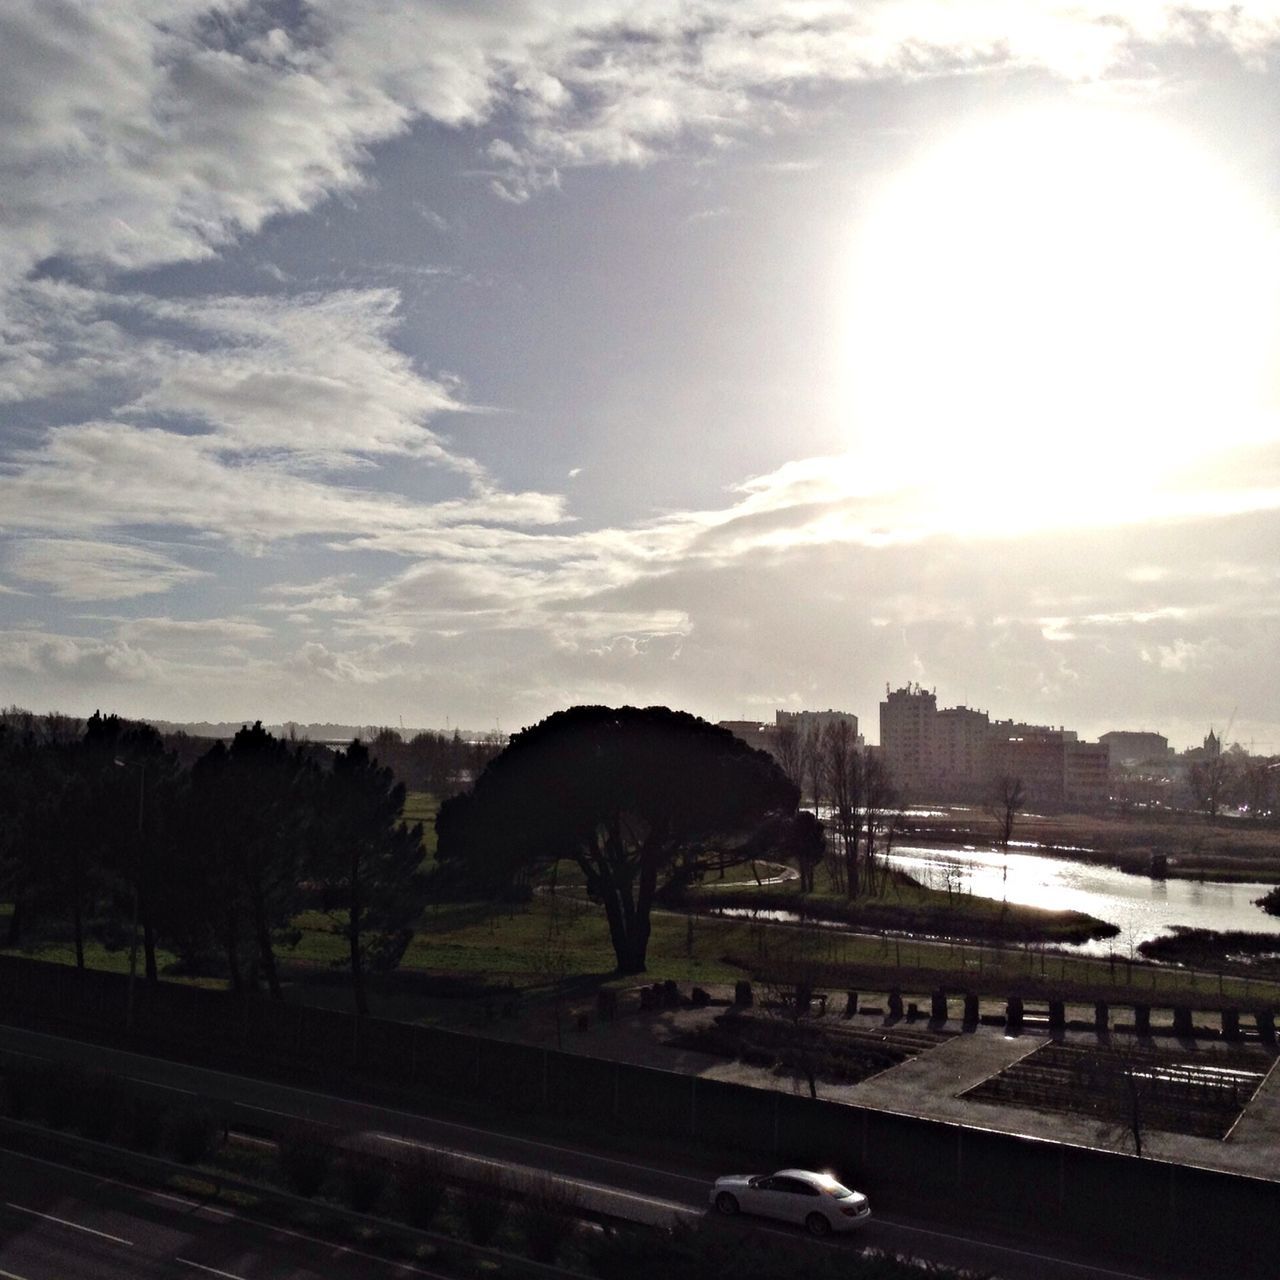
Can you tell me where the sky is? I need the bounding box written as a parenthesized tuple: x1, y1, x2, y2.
(2, 2, 1280, 749)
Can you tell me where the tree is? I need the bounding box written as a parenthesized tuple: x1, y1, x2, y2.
(436, 706, 798, 975)
(823, 721, 863, 899)
(989, 773, 1025, 853)
(860, 753, 898, 897)
(800, 722, 828, 816)
(79, 713, 176, 987)
(988, 773, 1025, 913)
(185, 724, 313, 998)
(772, 723, 804, 795)
(317, 741, 428, 1016)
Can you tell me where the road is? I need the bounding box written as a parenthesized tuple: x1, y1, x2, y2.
(0, 1024, 1183, 1280)
(0, 1147, 446, 1280)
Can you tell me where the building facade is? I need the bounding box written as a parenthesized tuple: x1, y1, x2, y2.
(879, 683, 1111, 807)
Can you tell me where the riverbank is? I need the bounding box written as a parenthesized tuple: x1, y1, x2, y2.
(1137, 927, 1280, 978)
(896, 807, 1280, 883)
(676, 869, 1119, 945)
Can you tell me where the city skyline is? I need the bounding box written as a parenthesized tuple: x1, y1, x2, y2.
(3, 4, 1280, 751)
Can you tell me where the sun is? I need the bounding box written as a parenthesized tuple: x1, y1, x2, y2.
(841, 105, 1279, 533)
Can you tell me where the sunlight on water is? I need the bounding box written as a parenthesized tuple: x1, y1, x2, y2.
(886, 844, 1280, 955)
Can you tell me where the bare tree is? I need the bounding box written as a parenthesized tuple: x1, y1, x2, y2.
(861, 754, 897, 897)
(761, 960, 827, 1100)
(990, 773, 1025, 851)
(988, 773, 1025, 913)
(801, 722, 828, 818)
(773, 723, 804, 795)
(824, 721, 863, 899)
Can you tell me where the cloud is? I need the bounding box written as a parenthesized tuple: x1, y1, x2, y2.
(3, 3, 1278, 290)
(115, 616, 274, 643)
(3, 282, 469, 465)
(0, 628, 159, 683)
(288, 640, 383, 683)
(8, 538, 207, 601)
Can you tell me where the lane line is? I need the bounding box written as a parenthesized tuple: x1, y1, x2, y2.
(0, 1148, 235, 1220)
(0, 1269, 32, 1280)
(3, 1202, 133, 1246)
(374, 1134, 695, 1216)
(0, 1147, 453, 1278)
(176, 1260, 246, 1280)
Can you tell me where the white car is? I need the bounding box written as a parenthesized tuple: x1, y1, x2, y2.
(709, 1168, 872, 1236)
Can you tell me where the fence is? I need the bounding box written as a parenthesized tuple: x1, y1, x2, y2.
(0, 955, 1275, 1275)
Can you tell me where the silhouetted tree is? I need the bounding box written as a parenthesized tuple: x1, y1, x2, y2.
(317, 740, 428, 1016)
(824, 721, 863, 899)
(186, 724, 313, 997)
(79, 712, 177, 986)
(436, 706, 798, 974)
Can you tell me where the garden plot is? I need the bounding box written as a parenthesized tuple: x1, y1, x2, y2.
(669, 1009, 952, 1087)
(962, 1040, 1274, 1139)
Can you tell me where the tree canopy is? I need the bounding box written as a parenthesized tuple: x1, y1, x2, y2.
(436, 705, 799, 974)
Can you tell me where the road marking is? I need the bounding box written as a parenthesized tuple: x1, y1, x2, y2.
(0, 1268, 33, 1280)
(3, 1202, 133, 1246)
(0, 1148, 236, 1220)
(0, 1148, 449, 1278)
(177, 1260, 247, 1280)
(375, 1135, 695, 1216)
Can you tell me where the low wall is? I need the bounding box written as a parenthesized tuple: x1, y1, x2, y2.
(0, 955, 1274, 1275)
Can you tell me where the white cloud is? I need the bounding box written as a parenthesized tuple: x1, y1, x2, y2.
(0, 628, 159, 683)
(8, 539, 207, 601)
(3, 3, 1278, 290)
(288, 640, 383, 683)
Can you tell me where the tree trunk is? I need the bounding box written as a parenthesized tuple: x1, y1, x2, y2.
(6, 896, 22, 947)
(349, 849, 367, 1017)
(143, 918, 157, 983)
(249, 882, 282, 1000)
(225, 914, 243, 995)
(71, 848, 84, 971)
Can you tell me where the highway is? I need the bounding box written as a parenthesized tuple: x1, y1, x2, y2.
(0, 1147, 447, 1280)
(0, 1025, 1189, 1280)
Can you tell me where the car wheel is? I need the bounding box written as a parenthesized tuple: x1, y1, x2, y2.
(805, 1212, 832, 1237)
(715, 1192, 740, 1216)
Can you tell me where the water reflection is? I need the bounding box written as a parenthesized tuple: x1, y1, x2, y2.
(886, 844, 1280, 955)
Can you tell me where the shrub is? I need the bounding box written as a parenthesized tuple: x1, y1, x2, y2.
(74, 1074, 121, 1142)
(167, 1106, 217, 1164)
(123, 1095, 168, 1154)
(1, 1061, 41, 1120)
(394, 1151, 449, 1230)
(278, 1126, 333, 1198)
(458, 1175, 506, 1247)
(338, 1152, 389, 1215)
(517, 1179, 580, 1265)
(37, 1065, 82, 1131)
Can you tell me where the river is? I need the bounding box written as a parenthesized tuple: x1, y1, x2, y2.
(884, 842, 1280, 955)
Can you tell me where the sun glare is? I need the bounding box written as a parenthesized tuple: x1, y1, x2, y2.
(842, 106, 1279, 533)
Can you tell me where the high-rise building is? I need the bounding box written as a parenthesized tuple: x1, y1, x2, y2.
(880, 683, 1110, 806)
